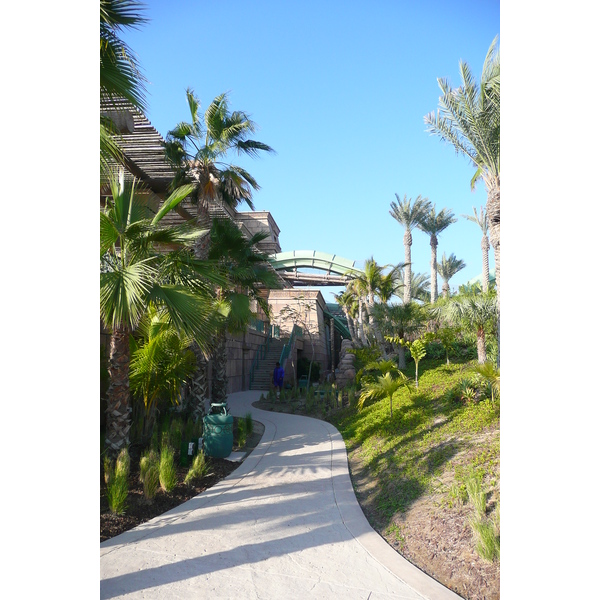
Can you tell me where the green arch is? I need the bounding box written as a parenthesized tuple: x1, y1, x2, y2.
(269, 250, 363, 277)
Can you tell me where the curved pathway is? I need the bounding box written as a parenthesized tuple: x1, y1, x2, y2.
(100, 390, 461, 599)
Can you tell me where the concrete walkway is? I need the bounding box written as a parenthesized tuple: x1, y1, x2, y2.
(100, 390, 461, 599)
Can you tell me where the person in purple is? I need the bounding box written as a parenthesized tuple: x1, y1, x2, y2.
(273, 361, 285, 399)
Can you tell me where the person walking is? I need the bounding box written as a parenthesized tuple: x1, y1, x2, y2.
(273, 361, 285, 399)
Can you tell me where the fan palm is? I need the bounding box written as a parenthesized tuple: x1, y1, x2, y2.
(100, 0, 148, 173)
(396, 271, 431, 304)
(462, 206, 490, 293)
(417, 205, 456, 303)
(425, 37, 500, 302)
(442, 294, 497, 364)
(437, 252, 466, 298)
(100, 170, 221, 456)
(389, 194, 432, 303)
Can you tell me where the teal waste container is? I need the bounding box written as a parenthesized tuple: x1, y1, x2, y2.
(203, 408, 233, 458)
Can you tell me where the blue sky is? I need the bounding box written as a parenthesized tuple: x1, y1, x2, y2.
(119, 0, 500, 302)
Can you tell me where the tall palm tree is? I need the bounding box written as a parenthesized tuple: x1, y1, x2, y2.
(207, 218, 280, 403)
(100, 170, 221, 456)
(437, 252, 466, 298)
(100, 0, 148, 173)
(346, 278, 369, 346)
(417, 205, 456, 303)
(425, 37, 500, 302)
(462, 206, 490, 293)
(389, 194, 432, 303)
(164, 88, 274, 412)
(164, 88, 275, 258)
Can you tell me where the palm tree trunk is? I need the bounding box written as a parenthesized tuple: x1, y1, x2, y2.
(430, 234, 438, 303)
(105, 325, 131, 457)
(211, 329, 228, 403)
(404, 230, 412, 304)
(189, 343, 209, 421)
(481, 234, 490, 293)
(442, 280, 450, 299)
(487, 182, 500, 366)
(476, 326, 487, 364)
(395, 343, 406, 369)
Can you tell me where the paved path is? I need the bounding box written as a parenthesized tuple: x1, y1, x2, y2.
(100, 390, 461, 599)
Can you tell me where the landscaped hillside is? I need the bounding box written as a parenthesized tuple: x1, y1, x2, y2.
(329, 357, 500, 600)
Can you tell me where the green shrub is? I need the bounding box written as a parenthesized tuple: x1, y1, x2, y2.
(184, 451, 208, 486)
(297, 357, 320, 382)
(159, 446, 178, 493)
(348, 346, 382, 371)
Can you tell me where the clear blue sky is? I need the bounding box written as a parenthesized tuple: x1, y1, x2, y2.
(120, 0, 500, 302)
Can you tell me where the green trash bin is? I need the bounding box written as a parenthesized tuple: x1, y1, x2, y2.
(203, 411, 233, 458)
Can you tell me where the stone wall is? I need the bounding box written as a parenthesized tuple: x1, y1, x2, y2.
(223, 329, 271, 394)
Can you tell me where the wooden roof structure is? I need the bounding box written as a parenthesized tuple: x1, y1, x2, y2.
(101, 98, 175, 194)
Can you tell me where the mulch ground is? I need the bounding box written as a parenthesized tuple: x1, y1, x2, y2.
(101, 424, 264, 543)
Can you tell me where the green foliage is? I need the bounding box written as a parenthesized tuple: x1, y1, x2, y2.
(235, 413, 253, 448)
(184, 451, 208, 486)
(159, 446, 178, 493)
(169, 419, 183, 454)
(104, 448, 130, 514)
(297, 357, 320, 382)
(465, 471, 500, 562)
(139, 449, 160, 500)
(347, 346, 382, 371)
(327, 357, 499, 547)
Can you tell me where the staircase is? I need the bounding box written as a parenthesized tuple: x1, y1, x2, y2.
(249, 338, 286, 390)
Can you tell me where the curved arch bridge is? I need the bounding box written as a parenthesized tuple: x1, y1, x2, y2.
(268, 250, 363, 286)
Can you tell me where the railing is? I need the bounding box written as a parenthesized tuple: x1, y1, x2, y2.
(279, 324, 303, 366)
(248, 329, 273, 388)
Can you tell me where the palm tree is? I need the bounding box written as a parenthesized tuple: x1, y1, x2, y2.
(207, 218, 280, 403)
(374, 302, 426, 369)
(425, 37, 500, 303)
(358, 360, 412, 418)
(396, 271, 431, 304)
(377, 266, 402, 304)
(462, 206, 490, 293)
(389, 194, 432, 303)
(437, 252, 466, 298)
(129, 306, 196, 443)
(333, 290, 360, 346)
(351, 257, 389, 345)
(100, 170, 220, 456)
(442, 294, 498, 364)
(164, 88, 274, 411)
(164, 88, 275, 258)
(417, 205, 457, 303)
(100, 0, 148, 173)
(346, 278, 369, 346)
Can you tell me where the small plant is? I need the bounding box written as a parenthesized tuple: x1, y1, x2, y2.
(465, 472, 500, 562)
(159, 446, 178, 493)
(184, 451, 208, 486)
(244, 412, 253, 437)
(104, 448, 130, 514)
(459, 379, 477, 403)
(140, 450, 160, 500)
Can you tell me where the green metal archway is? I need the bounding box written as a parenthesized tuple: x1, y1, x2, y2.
(269, 251, 363, 286)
